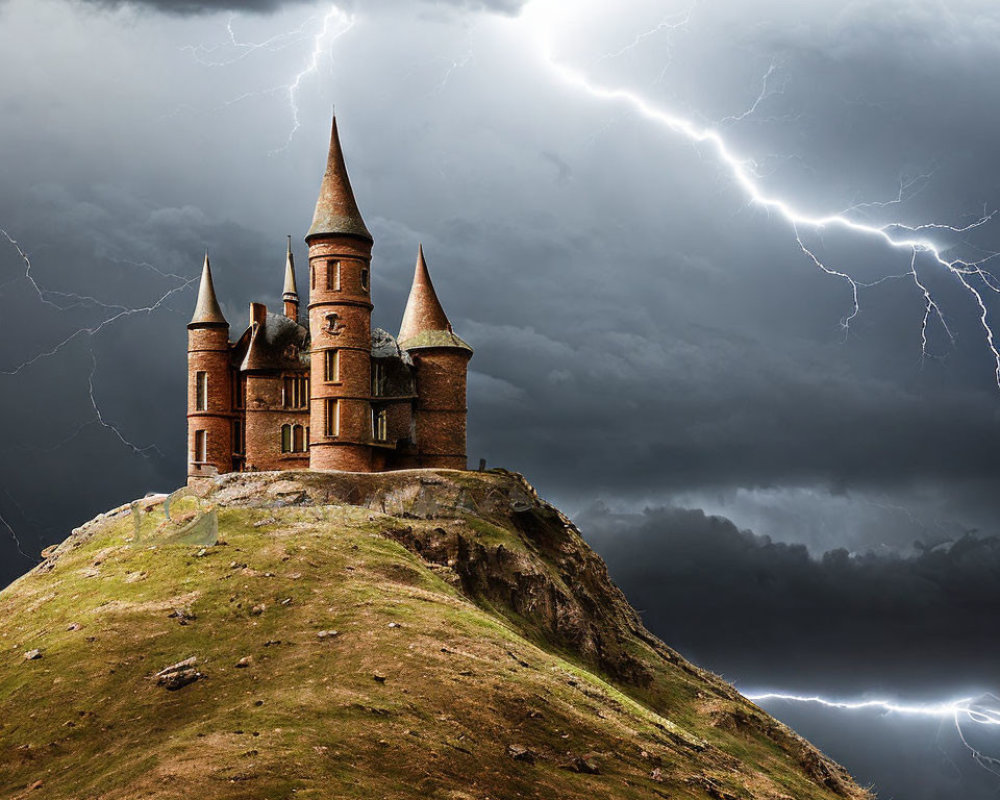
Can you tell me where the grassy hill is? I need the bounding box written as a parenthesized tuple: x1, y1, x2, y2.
(0, 469, 870, 799)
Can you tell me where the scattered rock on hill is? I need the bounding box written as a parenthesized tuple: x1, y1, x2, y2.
(154, 657, 203, 690)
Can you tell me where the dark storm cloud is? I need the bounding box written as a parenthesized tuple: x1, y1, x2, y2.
(580, 503, 1000, 694)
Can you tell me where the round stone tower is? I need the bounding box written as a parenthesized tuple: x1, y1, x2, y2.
(398, 245, 473, 470)
(305, 116, 375, 472)
(187, 254, 233, 478)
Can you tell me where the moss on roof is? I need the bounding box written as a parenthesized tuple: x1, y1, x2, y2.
(399, 329, 473, 353)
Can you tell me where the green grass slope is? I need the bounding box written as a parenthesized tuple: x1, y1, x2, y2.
(0, 469, 870, 800)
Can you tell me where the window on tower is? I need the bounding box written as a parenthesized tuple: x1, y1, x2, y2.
(372, 407, 387, 443)
(325, 399, 339, 437)
(360, 268, 369, 292)
(327, 260, 341, 291)
(194, 429, 207, 463)
(371, 362, 386, 396)
(195, 371, 208, 411)
(324, 349, 339, 382)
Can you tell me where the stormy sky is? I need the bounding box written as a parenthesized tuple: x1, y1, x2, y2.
(2, 0, 1000, 796)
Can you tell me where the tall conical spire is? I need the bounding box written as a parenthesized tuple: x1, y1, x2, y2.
(306, 115, 372, 243)
(282, 235, 298, 298)
(189, 252, 228, 328)
(399, 244, 466, 348)
(282, 235, 300, 321)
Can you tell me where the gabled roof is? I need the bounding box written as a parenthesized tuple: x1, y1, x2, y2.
(188, 253, 228, 328)
(398, 244, 472, 353)
(305, 115, 373, 243)
(239, 312, 309, 372)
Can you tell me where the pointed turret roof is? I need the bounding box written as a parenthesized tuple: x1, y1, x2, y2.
(282, 235, 298, 299)
(306, 115, 373, 243)
(398, 244, 471, 352)
(189, 253, 228, 328)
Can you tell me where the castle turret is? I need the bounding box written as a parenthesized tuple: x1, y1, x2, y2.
(306, 115, 375, 472)
(282, 235, 299, 321)
(187, 253, 233, 478)
(399, 244, 472, 470)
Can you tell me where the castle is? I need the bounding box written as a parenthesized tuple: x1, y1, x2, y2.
(186, 117, 472, 479)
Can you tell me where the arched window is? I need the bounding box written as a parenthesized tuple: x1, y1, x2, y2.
(292, 424, 305, 453)
(280, 424, 292, 453)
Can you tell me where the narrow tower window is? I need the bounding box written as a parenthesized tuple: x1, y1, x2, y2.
(194, 430, 207, 463)
(327, 260, 341, 291)
(325, 399, 339, 437)
(195, 371, 208, 411)
(371, 362, 386, 396)
(311, 264, 316, 290)
(360, 268, 369, 292)
(324, 349, 339, 382)
(372, 408, 387, 443)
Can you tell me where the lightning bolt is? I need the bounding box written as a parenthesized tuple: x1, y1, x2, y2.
(0, 228, 193, 448)
(747, 691, 1000, 779)
(591, 7, 695, 67)
(0, 503, 34, 564)
(277, 5, 355, 152)
(181, 13, 315, 68)
(178, 6, 356, 152)
(720, 63, 780, 125)
(523, 0, 1000, 387)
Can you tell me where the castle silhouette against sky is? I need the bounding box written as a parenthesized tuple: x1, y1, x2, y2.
(186, 117, 472, 479)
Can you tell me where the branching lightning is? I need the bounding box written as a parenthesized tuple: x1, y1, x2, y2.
(0, 233, 190, 442)
(278, 6, 355, 152)
(747, 691, 1000, 778)
(523, 0, 1000, 386)
(590, 8, 694, 67)
(720, 62, 779, 125)
(179, 6, 355, 152)
(86, 349, 162, 459)
(0, 227, 191, 556)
